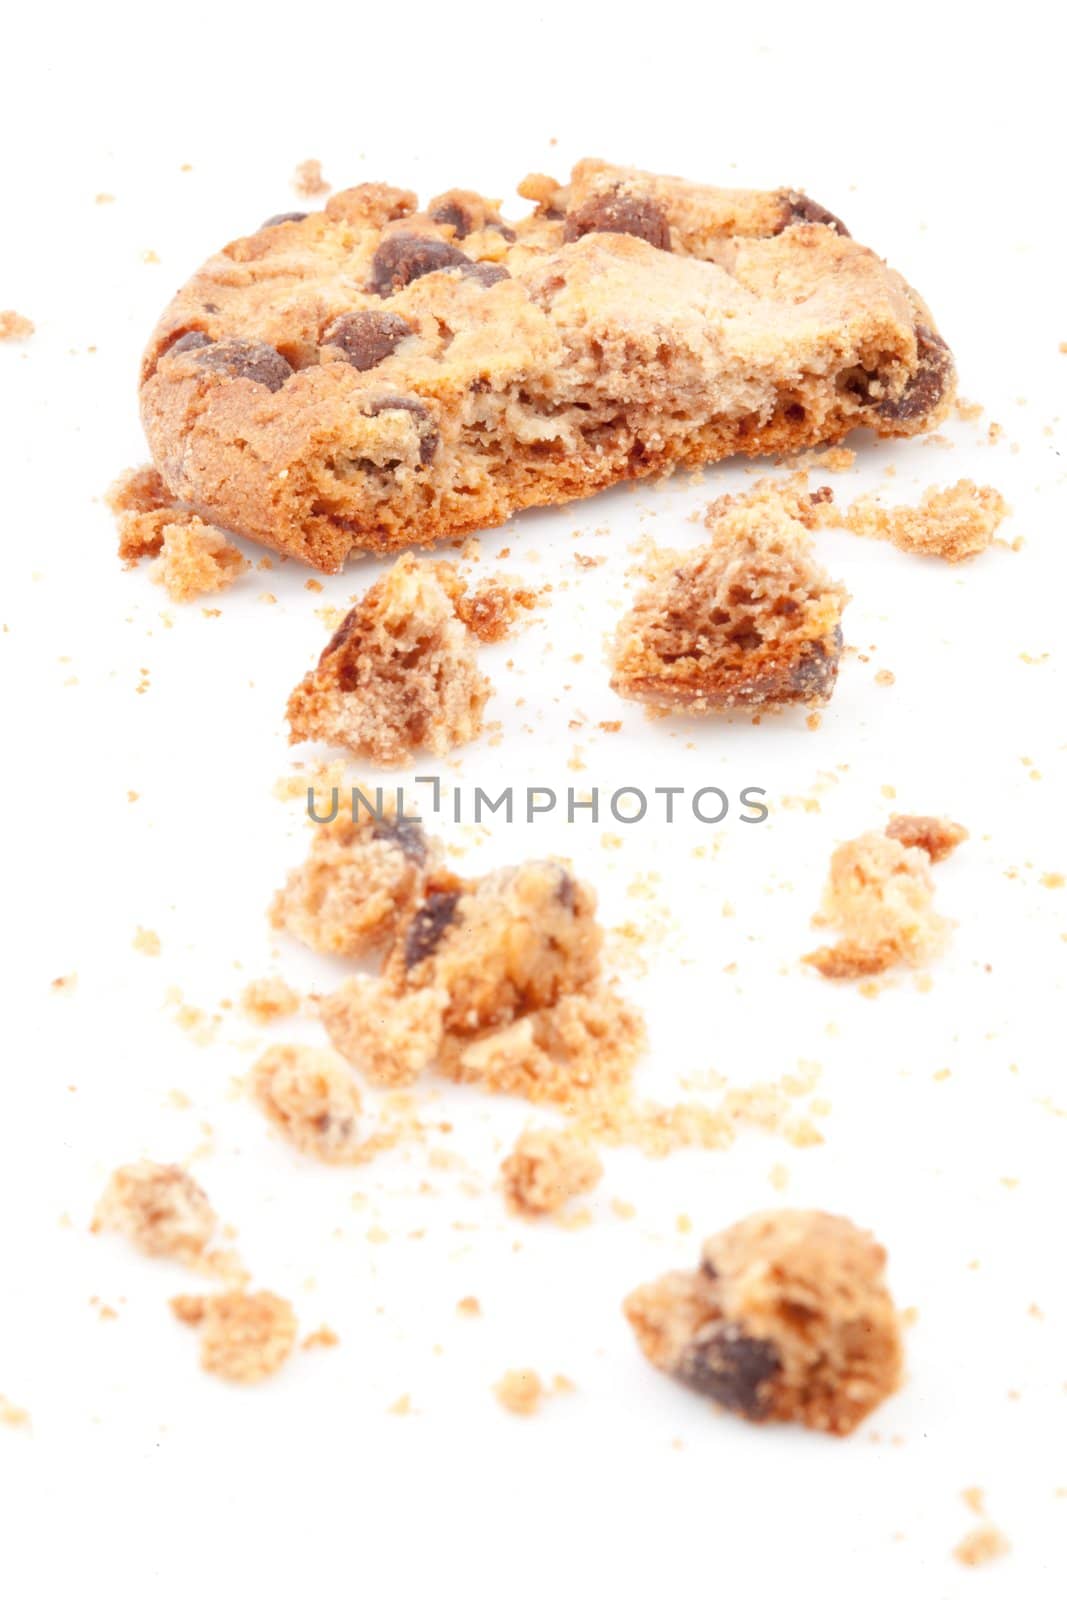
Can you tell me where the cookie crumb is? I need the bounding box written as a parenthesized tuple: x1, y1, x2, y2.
(456, 1295, 482, 1317)
(455, 576, 539, 642)
(501, 1127, 603, 1216)
(612, 477, 847, 714)
(493, 1369, 544, 1415)
(843, 480, 1007, 562)
(0, 1396, 31, 1428)
(0, 311, 34, 341)
(624, 1210, 902, 1435)
(954, 1526, 1010, 1568)
(93, 1161, 218, 1268)
(249, 1044, 363, 1163)
(287, 556, 491, 764)
(292, 159, 329, 197)
(240, 976, 301, 1022)
(131, 926, 161, 956)
(302, 1325, 340, 1350)
(151, 519, 249, 601)
(805, 817, 965, 979)
(171, 1290, 297, 1383)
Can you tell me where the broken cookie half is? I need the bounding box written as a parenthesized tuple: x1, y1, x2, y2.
(287, 554, 491, 764)
(624, 1209, 902, 1435)
(611, 481, 847, 714)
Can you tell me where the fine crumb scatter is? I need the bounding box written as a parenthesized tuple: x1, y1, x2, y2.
(611, 476, 847, 715)
(501, 1126, 603, 1215)
(494, 1369, 545, 1415)
(0, 311, 34, 341)
(293, 159, 329, 197)
(805, 815, 966, 979)
(287, 555, 491, 764)
(151, 518, 249, 601)
(624, 1210, 902, 1436)
(240, 976, 301, 1022)
(250, 1044, 363, 1163)
(171, 1290, 297, 1383)
(842, 480, 1007, 562)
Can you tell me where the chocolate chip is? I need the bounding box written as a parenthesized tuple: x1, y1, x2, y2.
(322, 309, 413, 371)
(490, 222, 517, 243)
(370, 815, 428, 866)
(877, 325, 952, 422)
(364, 395, 439, 464)
(260, 211, 308, 229)
(676, 1322, 782, 1418)
(167, 330, 213, 356)
(779, 191, 850, 236)
(430, 199, 473, 238)
(405, 891, 461, 968)
(192, 338, 293, 391)
(555, 869, 577, 910)
(563, 191, 672, 251)
(369, 233, 471, 296)
(463, 261, 510, 287)
(788, 625, 842, 700)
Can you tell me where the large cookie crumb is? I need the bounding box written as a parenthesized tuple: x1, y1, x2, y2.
(287, 555, 491, 763)
(249, 1043, 364, 1163)
(805, 814, 967, 979)
(171, 1290, 297, 1383)
(271, 808, 441, 958)
(493, 1369, 545, 1415)
(501, 1127, 603, 1215)
(92, 1161, 234, 1276)
(151, 518, 249, 601)
(611, 477, 847, 714)
(0, 311, 34, 341)
(624, 1210, 902, 1435)
(842, 479, 1007, 562)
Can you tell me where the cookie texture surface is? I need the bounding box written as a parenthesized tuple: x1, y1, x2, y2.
(611, 478, 847, 713)
(623, 1210, 902, 1435)
(140, 159, 955, 570)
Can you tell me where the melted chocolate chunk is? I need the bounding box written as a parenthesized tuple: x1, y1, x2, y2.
(788, 625, 843, 700)
(369, 233, 471, 296)
(405, 891, 461, 968)
(364, 395, 439, 464)
(676, 1322, 782, 1418)
(322, 309, 413, 371)
(192, 338, 293, 391)
(260, 211, 308, 229)
(563, 191, 672, 251)
(370, 815, 428, 866)
(429, 199, 472, 238)
(779, 191, 850, 236)
(167, 330, 213, 356)
(555, 869, 577, 910)
(877, 325, 952, 422)
(463, 260, 510, 287)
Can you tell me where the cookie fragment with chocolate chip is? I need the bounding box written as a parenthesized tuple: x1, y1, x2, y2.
(270, 806, 441, 958)
(611, 478, 847, 714)
(286, 555, 492, 764)
(624, 1210, 902, 1435)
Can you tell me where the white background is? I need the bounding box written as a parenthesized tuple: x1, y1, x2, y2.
(2, 3, 1065, 1594)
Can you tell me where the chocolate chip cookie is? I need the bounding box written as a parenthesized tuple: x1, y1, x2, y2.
(140, 159, 955, 571)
